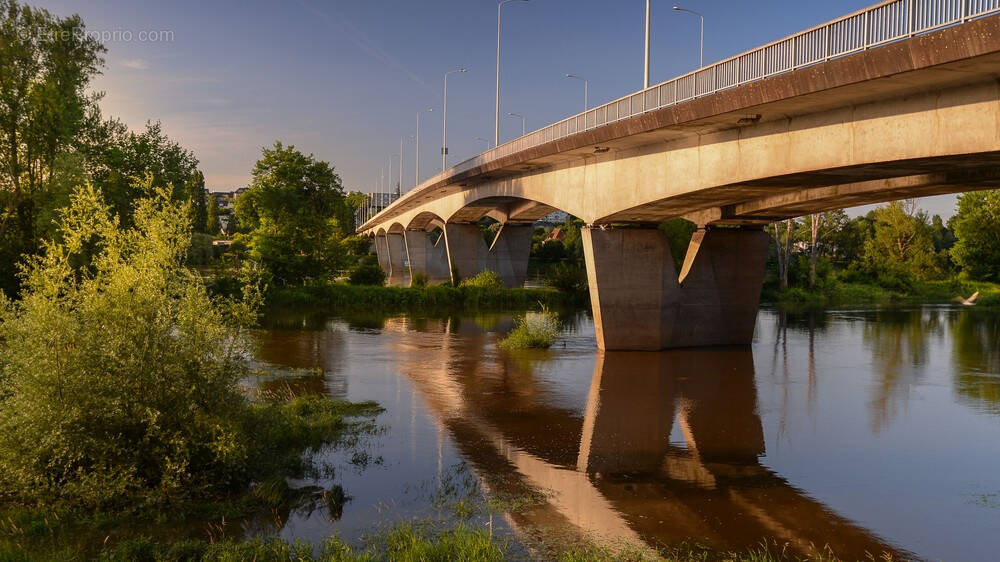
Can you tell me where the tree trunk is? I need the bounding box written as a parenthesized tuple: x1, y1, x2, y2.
(809, 213, 820, 288)
(781, 220, 792, 289)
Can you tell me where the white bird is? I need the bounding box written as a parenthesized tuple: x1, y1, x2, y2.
(953, 291, 980, 306)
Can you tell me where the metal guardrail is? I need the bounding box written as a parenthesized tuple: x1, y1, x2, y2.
(368, 0, 1000, 228)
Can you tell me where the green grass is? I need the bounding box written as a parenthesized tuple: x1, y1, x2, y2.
(766, 279, 1000, 308)
(269, 281, 586, 312)
(498, 309, 562, 350)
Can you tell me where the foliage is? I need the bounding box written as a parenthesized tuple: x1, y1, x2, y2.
(348, 259, 386, 286)
(206, 193, 220, 235)
(544, 261, 588, 293)
(410, 272, 428, 287)
(342, 235, 374, 257)
(80, 119, 200, 229)
(950, 190, 1000, 281)
(660, 218, 697, 270)
(862, 200, 940, 281)
(0, 179, 265, 510)
(0, 0, 105, 296)
(269, 281, 581, 312)
(459, 269, 504, 291)
(234, 142, 350, 286)
(498, 309, 561, 350)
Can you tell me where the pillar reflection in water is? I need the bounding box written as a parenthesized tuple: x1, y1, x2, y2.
(388, 317, 902, 559)
(574, 348, 898, 558)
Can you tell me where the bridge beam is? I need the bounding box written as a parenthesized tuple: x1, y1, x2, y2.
(374, 234, 391, 275)
(386, 232, 407, 280)
(443, 223, 533, 288)
(404, 230, 451, 285)
(582, 226, 769, 351)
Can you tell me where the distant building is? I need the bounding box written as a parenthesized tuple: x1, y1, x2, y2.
(211, 187, 250, 212)
(535, 210, 569, 227)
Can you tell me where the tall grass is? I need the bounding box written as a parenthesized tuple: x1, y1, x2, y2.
(498, 308, 561, 350)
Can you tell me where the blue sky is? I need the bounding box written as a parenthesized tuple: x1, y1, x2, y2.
(35, 0, 958, 217)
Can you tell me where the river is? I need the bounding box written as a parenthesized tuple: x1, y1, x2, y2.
(251, 305, 1000, 561)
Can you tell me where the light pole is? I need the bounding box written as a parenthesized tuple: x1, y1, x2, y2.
(565, 73, 589, 111)
(507, 112, 525, 136)
(415, 108, 432, 186)
(496, 0, 530, 147)
(672, 5, 705, 68)
(475, 137, 491, 151)
(644, 0, 652, 88)
(443, 67, 467, 173)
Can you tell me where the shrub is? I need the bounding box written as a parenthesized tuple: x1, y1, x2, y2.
(544, 262, 587, 293)
(342, 235, 373, 257)
(459, 269, 504, 291)
(410, 272, 428, 287)
(348, 262, 386, 286)
(0, 180, 262, 510)
(498, 309, 561, 350)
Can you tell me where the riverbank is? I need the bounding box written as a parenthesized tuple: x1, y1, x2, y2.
(764, 279, 1000, 308)
(268, 281, 588, 312)
(0, 392, 384, 561)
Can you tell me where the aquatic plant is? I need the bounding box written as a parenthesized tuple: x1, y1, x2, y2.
(499, 308, 561, 350)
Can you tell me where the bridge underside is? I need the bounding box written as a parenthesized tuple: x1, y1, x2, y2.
(363, 15, 1000, 350)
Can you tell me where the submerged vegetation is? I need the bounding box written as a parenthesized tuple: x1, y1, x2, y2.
(499, 308, 562, 350)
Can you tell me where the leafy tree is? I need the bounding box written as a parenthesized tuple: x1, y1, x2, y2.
(797, 211, 849, 287)
(0, 0, 105, 295)
(234, 142, 349, 285)
(186, 170, 208, 233)
(80, 120, 199, 227)
(950, 190, 1000, 280)
(770, 219, 797, 289)
(0, 178, 261, 509)
(206, 192, 221, 234)
(863, 200, 940, 281)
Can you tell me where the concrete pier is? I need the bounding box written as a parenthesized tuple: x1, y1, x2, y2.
(374, 234, 391, 275)
(442, 223, 533, 288)
(386, 232, 407, 280)
(582, 226, 770, 351)
(404, 230, 451, 285)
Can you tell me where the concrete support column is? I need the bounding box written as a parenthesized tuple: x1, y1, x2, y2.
(443, 223, 534, 288)
(487, 223, 533, 288)
(442, 223, 486, 285)
(404, 230, 451, 284)
(386, 232, 407, 279)
(582, 226, 770, 351)
(374, 234, 391, 275)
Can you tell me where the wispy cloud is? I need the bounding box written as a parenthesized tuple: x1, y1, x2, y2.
(121, 58, 150, 70)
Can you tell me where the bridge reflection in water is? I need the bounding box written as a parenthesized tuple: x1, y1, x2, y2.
(382, 318, 904, 559)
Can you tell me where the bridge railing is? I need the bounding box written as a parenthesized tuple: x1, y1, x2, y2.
(366, 0, 1000, 230)
(455, 0, 1000, 173)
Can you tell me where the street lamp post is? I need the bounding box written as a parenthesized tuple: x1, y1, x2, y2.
(644, 0, 652, 88)
(496, 0, 530, 147)
(475, 137, 491, 151)
(565, 73, 589, 111)
(507, 112, 525, 136)
(443, 68, 467, 173)
(415, 108, 432, 187)
(672, 5, 705, 68)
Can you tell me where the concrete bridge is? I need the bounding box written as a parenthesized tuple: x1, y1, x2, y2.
(359, 1, 1000, 350)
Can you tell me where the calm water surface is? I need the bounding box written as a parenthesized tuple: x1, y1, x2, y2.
(252, 306, 1000, 561)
